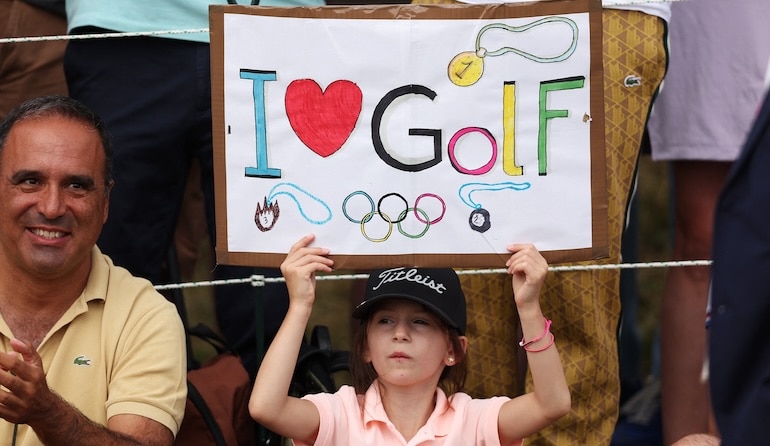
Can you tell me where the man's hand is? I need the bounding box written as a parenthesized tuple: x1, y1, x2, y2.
(0, 338, 54, 425)
(0, 339, 173, 445)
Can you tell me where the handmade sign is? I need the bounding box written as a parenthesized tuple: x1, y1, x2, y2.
(210, 0, 607, 268)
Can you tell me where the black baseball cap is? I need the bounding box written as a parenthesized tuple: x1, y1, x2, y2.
(353, 267, 467, 334)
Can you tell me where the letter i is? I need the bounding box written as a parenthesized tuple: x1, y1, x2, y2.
(503, 81, 523, 176)
(240, 69, 281, 178)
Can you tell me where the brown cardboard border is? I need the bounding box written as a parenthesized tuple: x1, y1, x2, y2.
(210, 0, 607, 268)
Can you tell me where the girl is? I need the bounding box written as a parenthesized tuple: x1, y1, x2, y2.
(249, 234, 570, 445)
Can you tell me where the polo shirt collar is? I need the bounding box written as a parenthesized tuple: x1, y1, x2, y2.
(0, 247, 108, 350)
(81, 246, 109, 304)
(40, 246, 107, 344)
(362, 381, 453, 439)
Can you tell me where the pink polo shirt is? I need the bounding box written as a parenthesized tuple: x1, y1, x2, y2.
(297, 381, 521, 446)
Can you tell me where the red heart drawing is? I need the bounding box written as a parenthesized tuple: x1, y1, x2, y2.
(284, 79, 363, 158)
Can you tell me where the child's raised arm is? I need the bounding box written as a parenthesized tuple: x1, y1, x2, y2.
(249, 234, 334, 444)
(497, 244, 571, 444)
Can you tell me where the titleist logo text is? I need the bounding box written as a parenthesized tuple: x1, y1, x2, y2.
(372, 268, 446, 294)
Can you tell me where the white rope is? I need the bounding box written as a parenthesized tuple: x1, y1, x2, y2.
(0, 29, 209, 44)
(153, 259, 712, 290)
(0, 0, 687, 45)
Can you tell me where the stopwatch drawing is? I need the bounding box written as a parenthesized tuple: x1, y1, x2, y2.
(458, 182, 531, 233)
(469, 208, 491, 233)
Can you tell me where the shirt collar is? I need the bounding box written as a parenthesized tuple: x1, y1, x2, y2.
(362, 381, 453, 438)
(48, 246, 107, 332)
(7, 247, 108, 349)
(81, 246, 109, 304)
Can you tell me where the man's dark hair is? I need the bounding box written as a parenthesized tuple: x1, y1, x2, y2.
(0, 95, 114, 191)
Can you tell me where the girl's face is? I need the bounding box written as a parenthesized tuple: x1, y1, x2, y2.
(364, 298, 461, 389)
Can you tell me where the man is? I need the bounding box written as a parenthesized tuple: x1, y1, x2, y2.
(709, 89, 770, 444)
(0, 95, 186, 445)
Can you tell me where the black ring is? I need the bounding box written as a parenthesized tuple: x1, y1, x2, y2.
(377, 192, 409, 224)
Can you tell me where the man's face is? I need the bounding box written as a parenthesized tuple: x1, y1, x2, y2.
(0, 116, 109, 280)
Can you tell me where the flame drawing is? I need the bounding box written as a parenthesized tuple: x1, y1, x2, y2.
(255, 197, 280, 232)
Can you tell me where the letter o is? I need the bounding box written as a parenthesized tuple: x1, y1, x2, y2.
(448, 127, 497, 175)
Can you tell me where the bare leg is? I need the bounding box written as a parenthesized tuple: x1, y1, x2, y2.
(660, 160, 730, 444)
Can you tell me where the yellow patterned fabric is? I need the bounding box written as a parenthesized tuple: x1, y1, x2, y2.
(526, 11, 666, 445)
(408, 2, 668, 444)
(462, 273, 518, 397)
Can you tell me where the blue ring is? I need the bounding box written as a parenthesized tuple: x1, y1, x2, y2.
(342, 191, 374, 224)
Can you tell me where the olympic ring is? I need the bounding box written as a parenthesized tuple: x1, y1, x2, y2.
(397, 207, 431, 239)
(343, 190, 447, 240)
(360, 211, 393, 242)
(342, 190, 374, 224)
(413, 193, 446, 225)
(377, 192, 409, 224)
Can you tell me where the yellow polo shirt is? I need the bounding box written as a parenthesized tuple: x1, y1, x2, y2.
(0, 247, 187, 445)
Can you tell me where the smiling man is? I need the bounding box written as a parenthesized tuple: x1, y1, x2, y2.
(0, 96, 186, 446)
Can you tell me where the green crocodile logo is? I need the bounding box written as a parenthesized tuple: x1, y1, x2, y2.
(73, 355, 91, 366)
(624, 75, 642, 87)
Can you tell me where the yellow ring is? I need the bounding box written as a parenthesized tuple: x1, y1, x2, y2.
(360, 211, 393, 242)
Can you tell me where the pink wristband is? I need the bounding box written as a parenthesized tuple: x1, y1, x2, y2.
(518, 318, 552, 348)
(523, 333, 555, 352)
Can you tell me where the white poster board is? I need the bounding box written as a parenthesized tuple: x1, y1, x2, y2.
(210, 0, 607, 268)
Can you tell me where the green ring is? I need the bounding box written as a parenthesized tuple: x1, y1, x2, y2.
(397, 207, 431, 239)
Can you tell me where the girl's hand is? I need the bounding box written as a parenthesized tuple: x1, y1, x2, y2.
(505, 244, 548, 310)
(281, 234, 334, 309)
